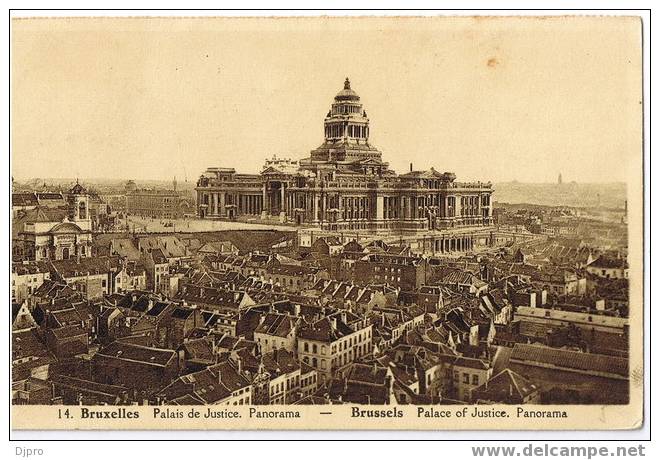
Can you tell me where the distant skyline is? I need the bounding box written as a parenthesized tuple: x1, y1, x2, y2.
(12, 17, 641, 183)
(11, 176, 628, 186)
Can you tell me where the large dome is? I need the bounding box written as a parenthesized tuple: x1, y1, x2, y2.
(334, 78, 360, 101)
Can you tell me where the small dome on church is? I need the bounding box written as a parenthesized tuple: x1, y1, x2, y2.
(69, 180, 87, 195)
(335, 77, 360, 101)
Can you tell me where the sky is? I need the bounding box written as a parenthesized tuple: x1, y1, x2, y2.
(11, 16, 642, 183)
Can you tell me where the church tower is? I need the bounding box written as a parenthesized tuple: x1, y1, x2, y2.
(68, 180, 92, 231)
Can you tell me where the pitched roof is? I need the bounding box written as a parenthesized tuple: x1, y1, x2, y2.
(254, 313, 297, 337)
(12, 192, 38, 207)
(472, 369, 538, 402)
(510, 343, 628, 378)
(157, 360, 250, 404)
(50, 256, 121, 278)
(95, 341, 176, 367)
(589, 255, 628, 269)
(261, 349, 300, 378)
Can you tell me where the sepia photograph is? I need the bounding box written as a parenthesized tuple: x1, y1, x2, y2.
(9, 13, 645, 434)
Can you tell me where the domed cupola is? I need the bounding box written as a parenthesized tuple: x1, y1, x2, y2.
(306, 78, 385, 168)
(323, 77, 370, 143)
(334, 78, 361, 102)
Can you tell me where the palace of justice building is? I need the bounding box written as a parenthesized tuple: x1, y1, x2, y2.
(196, 78, 494, 249)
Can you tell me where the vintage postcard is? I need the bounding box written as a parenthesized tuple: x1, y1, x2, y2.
(10, 14, 644, 431)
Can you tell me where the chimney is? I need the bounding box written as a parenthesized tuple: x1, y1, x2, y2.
(410, 163, 413, 172)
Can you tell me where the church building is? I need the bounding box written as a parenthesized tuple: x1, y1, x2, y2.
(12, 182, 93, 261)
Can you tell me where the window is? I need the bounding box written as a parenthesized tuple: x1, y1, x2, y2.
(472, 375, 479, 385)
(463, 373, 470, 384)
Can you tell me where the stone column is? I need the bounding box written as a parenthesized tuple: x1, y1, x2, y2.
(281, 184, 286, 213)
(313, 193, 319, 222)
(376, 195, 384, 221)
(262, 184, 268, 217)
(217, 192, 224, 217)
(322, 193, 328, 222)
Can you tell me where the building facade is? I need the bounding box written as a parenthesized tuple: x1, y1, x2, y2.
(12, 183, 93, 261)
(126, 189, 191, 219)
(196, 78, 494, 233)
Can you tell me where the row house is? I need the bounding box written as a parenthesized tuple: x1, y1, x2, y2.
(308, 279, 388, 313)
(253, 313, 300, 354)
(262, 264, 324, 292)
(176, 284, 256, 314)
(371, 305, 425, 352)
(261, 349, 302, 404)
(50, 256, 123, 300)
(91, 341, 182, 395)
(11, 261, 51, 304)
(297, 311, 373, 383)
(354, 254, 430, 291)
(324, 362, 393, 404)
(156, 359, 252, 405)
